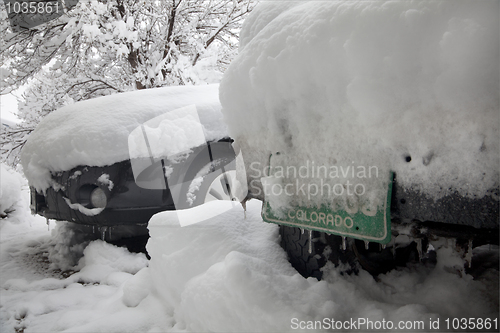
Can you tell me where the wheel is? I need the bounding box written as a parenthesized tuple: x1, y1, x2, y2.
(352, 239, 421, 276)
(199, 169, 238, 204)
(280, 225, 362, 280)
(279, 225, 328, 280)
(176, 158, 237, 209)
(280, 226, 423, 279)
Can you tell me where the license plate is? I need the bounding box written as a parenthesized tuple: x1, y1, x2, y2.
(260, 155, 392, 244)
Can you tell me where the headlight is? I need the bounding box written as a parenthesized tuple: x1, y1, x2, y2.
(90, 187, 107, 208)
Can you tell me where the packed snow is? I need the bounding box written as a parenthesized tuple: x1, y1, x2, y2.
(220, 0, 499, 207)
(21, 84, 228, 192)
(1, 172, 498, 332)
(146, 202, 498, 332)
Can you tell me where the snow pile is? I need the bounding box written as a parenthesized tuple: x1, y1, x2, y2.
(1, 239, 152, 333)
(0, 199, 498, 332)
(21, 84, 228, 192)
(220, 0, 499, 204)
(145, 200, 497, 332)
(74, 240, 148, 283)
(0, 188, 159, 333)
(0, 164, 27, 221)
(146, 201, 288, 310)
(44, 222, 98, 271)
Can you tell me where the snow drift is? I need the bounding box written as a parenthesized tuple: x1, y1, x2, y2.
(21, 84, 228, 192)
(144, 201, 498, 332)
(0, 192, 498, 332)
(220, 0, 499, 205)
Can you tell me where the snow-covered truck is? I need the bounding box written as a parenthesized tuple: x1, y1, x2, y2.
(219, 0, 499, 278)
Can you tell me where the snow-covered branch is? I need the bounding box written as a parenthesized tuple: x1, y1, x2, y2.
(1, 0, 256, 166)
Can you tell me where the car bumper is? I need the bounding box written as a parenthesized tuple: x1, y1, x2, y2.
(30, 160, 175, 227)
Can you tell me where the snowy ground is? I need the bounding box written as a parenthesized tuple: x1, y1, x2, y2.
(1, 165, 499, 332)
(2, 1, 498, 331)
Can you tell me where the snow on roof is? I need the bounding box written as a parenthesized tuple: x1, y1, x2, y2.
(21, 84, 228, 191)
(220, 0, 499, 203)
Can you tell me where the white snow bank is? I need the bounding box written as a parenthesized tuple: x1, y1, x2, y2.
(21, 84, 228, 192)
(0, 205, 160, 333)
(146, 200, 498, 332)
(2, 239, 148, 292)
(0, 164, 26, 220)
(220, 0, 499, 203)
(146, 201, 289, 310)
(1, 238, 153, 333)
(0, 199, 497, 332)
(75, 240, 149, 284)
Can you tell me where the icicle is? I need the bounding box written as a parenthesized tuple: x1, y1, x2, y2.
(342, 237, 346, 251)
(416, 238, 423, 261)
(465, 239, 473, 269)
(241, 200, 247, 219)
(382, 243, 386, 250)
(46, 218, 50, 231)
(308, 230, 313, 254)
(100, 226, 108, 241)
(364, 240, 369, 250)
(301, 228, 304, 235)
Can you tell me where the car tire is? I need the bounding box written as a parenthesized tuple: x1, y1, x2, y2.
(176, 158, 237, 209)
(279, 225, 329, 280)
(352, 238, 423, 276)
(280, 225, 427, 279)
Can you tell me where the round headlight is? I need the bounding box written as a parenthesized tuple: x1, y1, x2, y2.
(90, 187, 107, 208)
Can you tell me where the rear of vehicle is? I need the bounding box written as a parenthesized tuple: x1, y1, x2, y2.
(23, 85, 236, 240)
(219, 0, 499, 278)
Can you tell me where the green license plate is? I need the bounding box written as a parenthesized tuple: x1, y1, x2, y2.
(261, 157, 393, 244)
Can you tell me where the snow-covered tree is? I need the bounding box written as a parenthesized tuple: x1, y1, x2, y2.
(0, 0, 255, 166)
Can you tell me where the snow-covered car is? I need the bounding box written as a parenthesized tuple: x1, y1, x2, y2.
(220, 0, 499, 278)
(22, 85, 238, 240)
